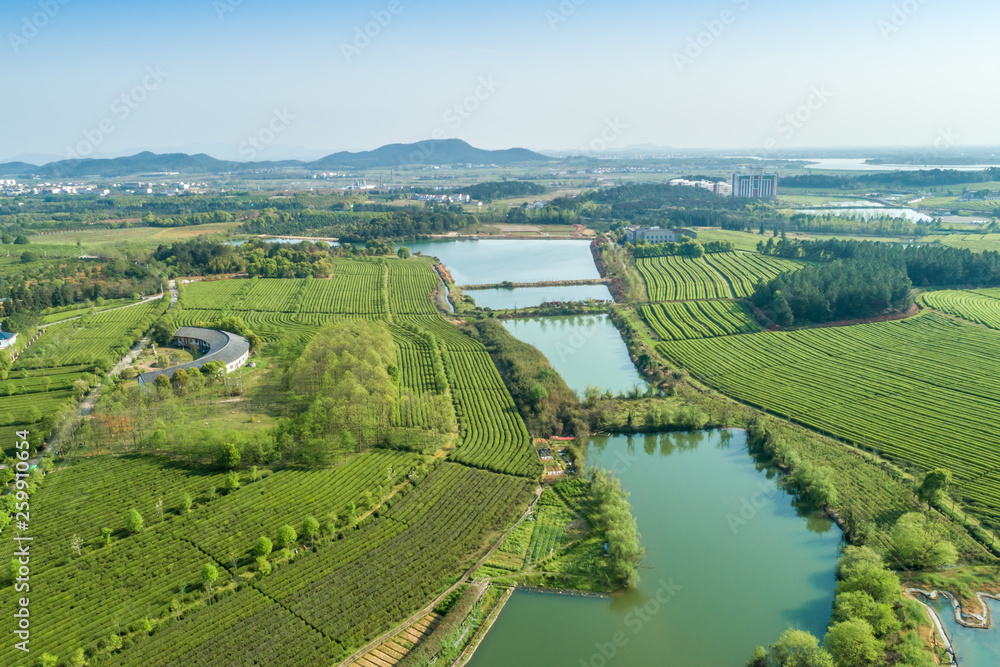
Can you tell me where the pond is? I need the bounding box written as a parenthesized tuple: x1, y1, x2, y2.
(467, 284, 614, 310)
(405, 239, 600, 286)
(470, 430, 843, 667)
(925, 594, 1000, 665)
(502, 315, 644, 397)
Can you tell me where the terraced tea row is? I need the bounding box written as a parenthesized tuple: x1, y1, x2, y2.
(921, 289, 1000, 329)
(16, 298, 168, 368)
(704, 252, 804, 298)
(255, 463, 534, 655)
(640, 300, 761, 341)
(635, 256, 731, 301)
(110, 588, 342, 667)
(188, 451, 421, 564)
(658, 313, 1000, 520)
(441, 346, 542, 478)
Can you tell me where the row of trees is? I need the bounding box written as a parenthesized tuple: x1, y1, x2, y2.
(590, 469, 644, 588)
(751, 260, 914, 326)
(238, 206, 475, 243)
(750, 544, 940, 666)
(758, 238, 1000, 287)
(629, 238, 736, 258)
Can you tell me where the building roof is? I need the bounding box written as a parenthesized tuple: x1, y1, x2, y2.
(139, 327, 249, 385)
(0, 331, 16, 340)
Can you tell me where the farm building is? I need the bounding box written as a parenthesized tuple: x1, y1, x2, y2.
(138, 327, 250, 386)
(0, 329, 17, 350)
(625, 226, 698, 245)
(537, 448, 553, 461)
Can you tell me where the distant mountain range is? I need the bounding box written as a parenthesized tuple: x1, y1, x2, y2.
(0, 140, 550, 178)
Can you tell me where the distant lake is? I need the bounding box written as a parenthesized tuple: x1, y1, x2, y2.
(405, 239, 599, 285)
(467, 284, 614, 310)
(793, 208, 933, 223)
(803, 158, 995, 172)
(226, 238, 339, 246)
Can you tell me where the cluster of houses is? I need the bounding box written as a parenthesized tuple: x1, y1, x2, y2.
(669, 177, 733, 197)
(410, 193, 472, 204)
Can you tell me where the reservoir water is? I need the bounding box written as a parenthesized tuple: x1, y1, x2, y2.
(467, 284, 614, 310)
(470, 431, 842, 667)
(405, 239, 600, 285)
(926, 595, 1000, 665)
(792, 208, 933, 223)
(502, 315, 644, 397)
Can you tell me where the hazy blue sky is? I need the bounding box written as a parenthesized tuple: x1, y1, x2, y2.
(2, 0, 996, 161)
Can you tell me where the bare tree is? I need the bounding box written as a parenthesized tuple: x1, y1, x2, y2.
(70, 534, 83, 557)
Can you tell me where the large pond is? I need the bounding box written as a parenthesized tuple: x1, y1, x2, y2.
(471, 431, 842, 667)
(792, 208, 933, 223)
(405, 239, 600, 285)
(926, 595, 1000, 665)
(502, 315, 644, 397)
(468, 284, 614, 310)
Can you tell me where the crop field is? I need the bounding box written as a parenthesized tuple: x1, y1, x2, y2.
(181, 263, 386, 317)
(256, 463, 533, 653)
(3, 528, 208, 662)
(0, 455, 228, 571)
(659, 313, 1000, 520)
(640, 300, 761, 341)
(525, 503, 575, 563)
(442, 346, 542, 478)
(936, 233, 1000, 253)
(188, 451, 420, 564)
(921, 290, 1000, 329)
(16, 298, 168, 368)
(39, 298, 135, 325)
(388, 259, 441, 315)
(704, 252, 804, 298)
(109, 587, 342, 667)
(635, 256, 731, 301)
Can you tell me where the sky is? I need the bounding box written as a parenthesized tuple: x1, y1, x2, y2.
(2, 0, 998, 162)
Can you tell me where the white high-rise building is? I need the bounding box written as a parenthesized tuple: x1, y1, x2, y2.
(732, 172, 778, 200)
